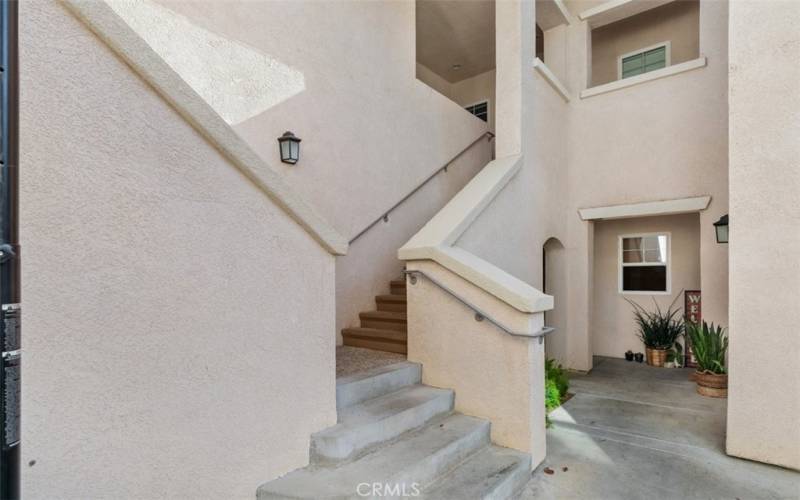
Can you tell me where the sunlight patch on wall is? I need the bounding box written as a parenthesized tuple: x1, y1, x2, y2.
(108, 0, 305, 125)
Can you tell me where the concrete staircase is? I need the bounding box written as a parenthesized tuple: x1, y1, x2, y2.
(258, 362, 531, 499)
(342, 279, 407, 354)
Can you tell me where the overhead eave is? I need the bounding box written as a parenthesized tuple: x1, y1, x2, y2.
(536, 0, 572, 30)
(579, 196, 711, 221)
(579, 0, 675, 28)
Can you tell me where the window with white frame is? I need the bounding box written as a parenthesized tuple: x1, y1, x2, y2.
(618, 42, 670, 80)
(619, 233, 670, 293)
(464, 101, 489, 122)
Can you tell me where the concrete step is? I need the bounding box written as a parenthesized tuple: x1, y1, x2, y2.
(258, 414, 491, 500)
(359, 310, 407, 332)
(375, 294, 406, 312)
(390, 279, 406, 295)
(311, 385, 454, 463)
(422, 445, 532, 500)
(341, 327, 407, 354)
(336, 361, 421, 409)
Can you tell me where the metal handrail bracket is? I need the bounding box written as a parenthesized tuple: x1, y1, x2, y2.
(349, 132, 494, 244)
(403, 269, 555, 344)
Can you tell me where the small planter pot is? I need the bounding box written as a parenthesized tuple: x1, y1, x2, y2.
(645, 347, 668, 367)
(625, 351, 634, 362)
(634, 352, 644, 363)
(695, 371, 728, 398)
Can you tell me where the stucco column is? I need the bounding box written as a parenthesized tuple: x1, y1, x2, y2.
(495, 0, 535, 158)
(726, 0, 800, 471)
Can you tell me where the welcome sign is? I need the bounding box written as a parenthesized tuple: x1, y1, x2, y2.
(685, 290, 701, 368)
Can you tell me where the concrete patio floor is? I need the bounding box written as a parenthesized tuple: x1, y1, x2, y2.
(522, 356, 800, 500)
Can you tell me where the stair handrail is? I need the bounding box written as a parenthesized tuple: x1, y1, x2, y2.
(348, 131, 495, 245)
(402, 269, 555, 344)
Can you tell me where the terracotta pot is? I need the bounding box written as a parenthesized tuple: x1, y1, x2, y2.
(695, 371, 728, 398)
(645, 347, 668, 367)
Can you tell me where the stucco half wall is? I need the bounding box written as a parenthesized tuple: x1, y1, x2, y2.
(20, 2, 336, 498)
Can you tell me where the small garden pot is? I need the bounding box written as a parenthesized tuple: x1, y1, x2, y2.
(645, 347, 668, 367)
(695, 371, 728, 398)
(634, 352, 644, 363)
(625, 351, 634, 362)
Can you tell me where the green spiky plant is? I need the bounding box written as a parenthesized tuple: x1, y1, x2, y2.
(626, 294, 685, 350)
(686, 321, 728, 374)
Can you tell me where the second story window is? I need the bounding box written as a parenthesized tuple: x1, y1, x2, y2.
(464, 101, 489, 122)
(619, 42, 670, 79)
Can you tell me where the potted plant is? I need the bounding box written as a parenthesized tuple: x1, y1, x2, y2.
(686, 321, 728, 398)
(666, 341, 683, 368)
(626, 297, 684, 367)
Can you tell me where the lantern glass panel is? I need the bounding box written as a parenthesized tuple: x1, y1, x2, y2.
(715, 224, 728, 243)
(280, 140, 291, 162)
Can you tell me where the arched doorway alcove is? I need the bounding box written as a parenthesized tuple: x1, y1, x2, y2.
(543, 237, 568, 364)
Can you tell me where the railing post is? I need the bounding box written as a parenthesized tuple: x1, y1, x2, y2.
(0, 1, 20, 497)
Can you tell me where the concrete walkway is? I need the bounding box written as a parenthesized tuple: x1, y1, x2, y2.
(522, 357, 800, 500)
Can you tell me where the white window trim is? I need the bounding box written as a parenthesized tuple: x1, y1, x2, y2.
(618, 232, 671, 295)
(617, 41, 671, 80)
(581, 57, 706, 99)
(463, 99, 490, 123)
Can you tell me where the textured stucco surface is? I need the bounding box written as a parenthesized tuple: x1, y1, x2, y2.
(20, 2, 336, 498)
(144, 0, 489, 335)
(590, 0, 699, 86)
(108, 0, 306, 126)
(406, 261, 546, 466)
(460, 0, 727, 373)
(592, 213, 700, 359)
(336, 141, 491, 337)
(153, 0, 488, 241)
(726, 0, 800, 471)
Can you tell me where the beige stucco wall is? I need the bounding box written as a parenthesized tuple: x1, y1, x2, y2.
(20, 2, 337, 498)
(336, 141, 492, 339)
(119, 0, 489, 339)
(591, 0, 700, 86)
(592, 214, 700, 359)
(565, 0, 728, 371)
(726, 0, 800, 471)
(416, 62, 454, 97)
(457, 0, 727, 374)
(416, 65, 497, 133)
(449, 70, 497, 132)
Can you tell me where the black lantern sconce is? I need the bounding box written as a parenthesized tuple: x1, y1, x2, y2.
(713, 214, 729, 244)
(278, 131, 301, 164)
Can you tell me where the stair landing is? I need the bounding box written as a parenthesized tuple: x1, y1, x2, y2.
(336, 346, 405, 378)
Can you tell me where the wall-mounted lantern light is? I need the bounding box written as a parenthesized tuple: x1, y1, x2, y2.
(713, 214, 728, 244)
(277, 131, 301, 164)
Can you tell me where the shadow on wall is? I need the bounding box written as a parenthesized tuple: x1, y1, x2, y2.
(108, 0, 306, 125)
(543, 237, 568, 365)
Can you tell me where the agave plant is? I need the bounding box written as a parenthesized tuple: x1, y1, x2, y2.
(686, 321, 728, 374)
(626, 296, 684, 350)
